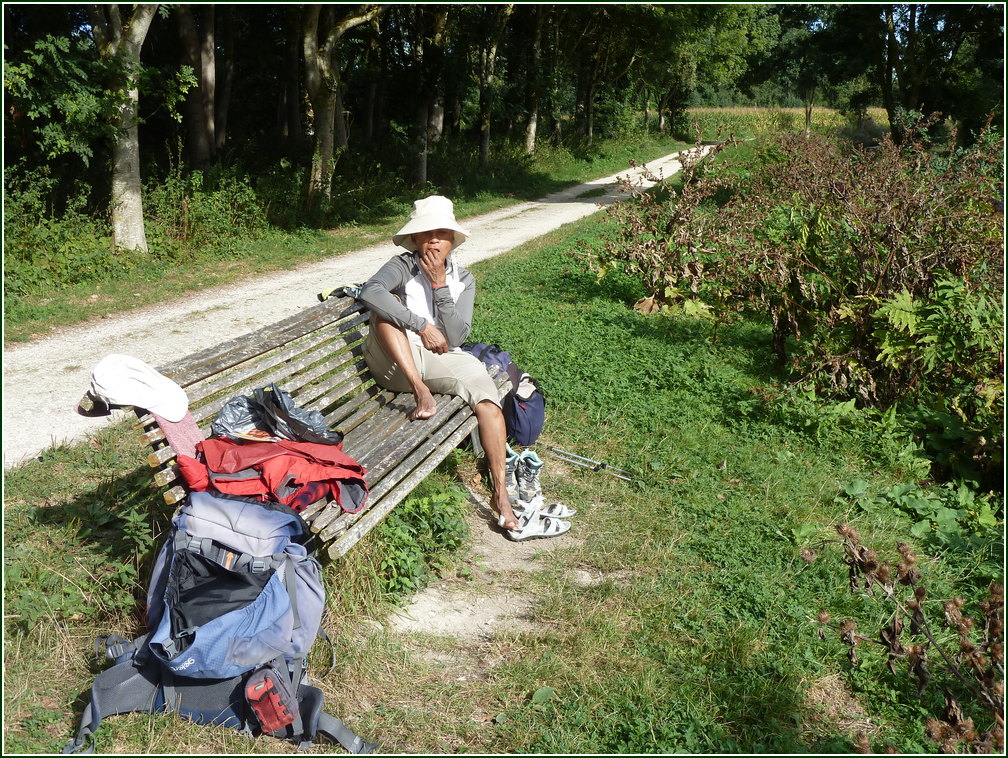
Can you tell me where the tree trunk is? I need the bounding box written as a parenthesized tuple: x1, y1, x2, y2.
(88, 3, 158, 254)
(215, 5, 233, 150)
(335, 85, 348, 151)
(803, 85, 815, 134)
(361, 30, 380, 144)
(408, 6, 449, 187)
(428, 96, 444, 144)
(200, 6, 216, 151)
(175, 5, 212, 170)
(412, 99, 428, 187)
(879, 6, 902, 144)
(523, 5, 543, 156)
(310, 88, 337, 195)
(657, 88, 673, 134)
(478, 4, 514, 168)
(363, 79, 377, 144)
(283, 7, 302, 144)
(585, 86, 595, 148)
(302, 3, 385, 206)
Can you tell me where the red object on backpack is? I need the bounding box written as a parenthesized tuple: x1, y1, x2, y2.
(246, 676, 295, 732)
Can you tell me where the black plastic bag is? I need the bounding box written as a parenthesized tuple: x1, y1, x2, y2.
(211, 383, 343, 445)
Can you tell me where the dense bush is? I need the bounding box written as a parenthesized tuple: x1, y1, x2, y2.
(144, 163, 268, 256)
(590, 123, 1004, 490)
(2, 160, 273, 303)
(374, 480, 470, 598)
(3, 167, 118, 298)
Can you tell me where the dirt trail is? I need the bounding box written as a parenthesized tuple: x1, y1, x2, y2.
(2, 148, 703, 471)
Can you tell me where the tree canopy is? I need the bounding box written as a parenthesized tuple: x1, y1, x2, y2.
(3, 3, 1003, 241)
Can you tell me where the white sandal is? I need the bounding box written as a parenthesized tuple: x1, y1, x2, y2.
(513, 494, 577, 519)
(506, 513, 570, 542)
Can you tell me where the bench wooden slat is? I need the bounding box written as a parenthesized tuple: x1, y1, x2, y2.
(160, 297, 365, 388)
(325, 411, 481, 559)
(184, 322, 366, 412)
(184, 341, 367, 431)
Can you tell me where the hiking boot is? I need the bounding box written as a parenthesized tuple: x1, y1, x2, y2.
(517, 449, 544, 503)
(505, 445, 521, 503)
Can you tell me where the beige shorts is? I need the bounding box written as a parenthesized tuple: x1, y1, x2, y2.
(363, 332, 501, 410)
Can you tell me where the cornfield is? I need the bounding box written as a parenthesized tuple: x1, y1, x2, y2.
(685, 106, 890, 141)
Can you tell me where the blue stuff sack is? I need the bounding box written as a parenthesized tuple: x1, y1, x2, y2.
(462, 343, 546, 446)
(503, 364, 546, 446)
(460, 342, 512, 374)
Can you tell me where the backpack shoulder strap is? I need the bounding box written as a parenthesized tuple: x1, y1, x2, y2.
(62, 655, 162, 753)
(296, 682, 379, 754)
(315, 711, 380, 754)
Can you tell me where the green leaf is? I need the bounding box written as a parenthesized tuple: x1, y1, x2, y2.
(910, 519, 932, 539)
(975, 503, 999, 528)
(791, 523, 818, 544)
(531, 686, 555, 705)
(683, 298, 714, 320)
(843, 480, 869, 499)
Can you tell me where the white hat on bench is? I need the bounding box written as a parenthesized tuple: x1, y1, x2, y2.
(90, 353, 189, 422)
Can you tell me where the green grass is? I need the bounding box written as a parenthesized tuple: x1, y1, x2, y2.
(3, 198, 1001, 752)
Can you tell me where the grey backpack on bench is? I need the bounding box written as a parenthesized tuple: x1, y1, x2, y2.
(63, 491, 377, 754)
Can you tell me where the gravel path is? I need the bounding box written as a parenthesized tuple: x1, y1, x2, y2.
(2, 148, 702, 471)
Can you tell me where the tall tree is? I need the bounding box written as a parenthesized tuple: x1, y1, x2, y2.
(521, 5, 545, 155)
(175, 4, 214, 170)
(476, 3, 513, 166)
(302, 3, 384, 207)
(403, 5, 450, 187)
(834, 4, 1005, 143)
(86, 3, 159, 253)
(214, 5, 234, 151)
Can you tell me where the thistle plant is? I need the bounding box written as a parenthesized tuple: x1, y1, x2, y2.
(813, 524, 1004, 753)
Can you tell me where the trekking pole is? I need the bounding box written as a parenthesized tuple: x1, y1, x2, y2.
(544, 446, 636, 483)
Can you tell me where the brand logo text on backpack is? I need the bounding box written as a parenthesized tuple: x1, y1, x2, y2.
(172, 657, 197, 672)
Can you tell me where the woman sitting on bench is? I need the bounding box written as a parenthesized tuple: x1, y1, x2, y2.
(358, 195, 520, 532)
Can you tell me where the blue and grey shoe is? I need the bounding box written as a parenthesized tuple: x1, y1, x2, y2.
(505, 444, 521, 504)
(517, 449, 544, 503)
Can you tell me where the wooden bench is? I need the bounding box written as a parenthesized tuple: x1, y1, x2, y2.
(79, 293, 509, 561)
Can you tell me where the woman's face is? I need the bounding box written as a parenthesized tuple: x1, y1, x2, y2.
(411, 228, 455, 261)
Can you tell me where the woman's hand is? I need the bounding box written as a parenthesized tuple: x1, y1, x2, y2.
(419, 322, 449, 354)
(418, 250, 447, 288)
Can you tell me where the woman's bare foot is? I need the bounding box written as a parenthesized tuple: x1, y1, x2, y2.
(495, 498, 519, 531)
(410, 387, 437, 420)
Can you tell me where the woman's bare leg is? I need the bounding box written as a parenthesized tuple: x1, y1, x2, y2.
(475, 399, 518, 530)
(372, 317, 436, 419)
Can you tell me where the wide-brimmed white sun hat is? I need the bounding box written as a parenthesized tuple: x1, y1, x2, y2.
(90, 353, 189, 422)
(392, 195, 470, 252)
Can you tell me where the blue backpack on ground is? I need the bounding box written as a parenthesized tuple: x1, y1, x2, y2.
(461, 342, 547, 446)
(63, 491, 376, 754)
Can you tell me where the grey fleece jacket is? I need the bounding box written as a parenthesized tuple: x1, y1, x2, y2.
(359, 252, 476, 349)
